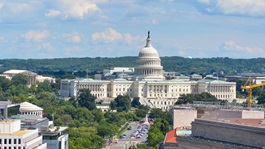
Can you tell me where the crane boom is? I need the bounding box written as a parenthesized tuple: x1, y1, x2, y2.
(241, 77, 265, 108)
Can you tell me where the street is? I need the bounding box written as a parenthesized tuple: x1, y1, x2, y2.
(109, 121, 149, 149)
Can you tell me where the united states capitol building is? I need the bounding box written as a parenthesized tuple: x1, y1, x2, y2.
(60, 32, 236, 109)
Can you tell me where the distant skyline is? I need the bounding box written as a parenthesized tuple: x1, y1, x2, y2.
(0, 0, 264, 59)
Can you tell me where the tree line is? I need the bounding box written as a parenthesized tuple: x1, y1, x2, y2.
(1, 57, 265, 77)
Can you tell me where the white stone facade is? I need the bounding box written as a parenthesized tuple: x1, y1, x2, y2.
(0, 120, 47, 149)
(60, 32, 236, 109)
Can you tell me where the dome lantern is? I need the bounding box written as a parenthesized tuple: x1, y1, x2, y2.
(145, 31, 152, 47)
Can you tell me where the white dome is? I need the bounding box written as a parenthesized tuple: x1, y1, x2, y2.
(134, 31, 164, 80)
(139, 46, 160, 58)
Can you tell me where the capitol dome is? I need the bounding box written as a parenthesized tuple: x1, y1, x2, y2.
(134, 31, 164, 80)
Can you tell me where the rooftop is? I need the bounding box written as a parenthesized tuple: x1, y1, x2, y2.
(20, 102, 43, 112)
(3, 69, 37, 75)
(201, 118, 265, 128)
(164, 129, 177, 144)
(0, 129, 35, 136)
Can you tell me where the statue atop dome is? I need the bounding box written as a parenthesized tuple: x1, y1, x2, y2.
(145, 31, 152, 47)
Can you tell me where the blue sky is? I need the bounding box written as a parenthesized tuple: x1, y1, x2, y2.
(0, 0, 265, 59)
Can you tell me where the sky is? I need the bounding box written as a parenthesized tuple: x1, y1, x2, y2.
(0, 0, 265, 59)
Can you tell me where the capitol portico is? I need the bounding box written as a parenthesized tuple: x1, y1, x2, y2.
(60, 32, 236, 109)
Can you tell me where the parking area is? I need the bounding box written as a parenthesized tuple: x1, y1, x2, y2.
(110, 122, 149, 149)
(119, 122, 149, 141)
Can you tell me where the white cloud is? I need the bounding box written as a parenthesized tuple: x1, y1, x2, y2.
(72, 35, 82, 43)
(62, 32, 82, 43)
(92, 28, 123, 43)
(91, 28, 142, 44)
(217, 0, 265, 16)
(219, 41, 264, 54)
(22, 30, 49, 41)
(45, 9, 61, 17)
(195, 0, 265, 17)
(58, 0, 100, 19)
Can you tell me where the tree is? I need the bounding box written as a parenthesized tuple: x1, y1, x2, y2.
(129, 145, 155, 149)
(77, 89, 96, 111)
(175, 92, 218, 105)
(62, 74, 76, 79)
(104, 112, 126, 126)
(11, 74, 28, 86)
(147, 127, 164, 147)
(135, 105, 149, 118)
(149, 108, 164, 119)
(74, 107, 94, 125)
(92, 109, 104, 123)
(110, 95, 131, 112)
(96, 122, 119, 138)
(131, 97, 141, 108)
(257, 91, 265, 104)
(0, 76, 10, 91)
(37, 80, 52, 93)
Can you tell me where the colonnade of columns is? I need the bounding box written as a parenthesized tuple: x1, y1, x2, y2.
(136, 69, 162, 76)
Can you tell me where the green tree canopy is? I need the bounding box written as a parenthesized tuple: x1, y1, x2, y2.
(131, 97, 141, 108)
(37, 80, 53, 93)
(257, 91, 265, 104)
(175, 92, 218, 105)
(0, 76, 10, 91)
(96, 122, 119, 138)
(11, 74, 28, 86)
(110, 95, 131, 112)
(77, 89, 96, 111)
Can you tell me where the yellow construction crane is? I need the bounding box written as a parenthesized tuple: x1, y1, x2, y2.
(241, 76, 265, 108)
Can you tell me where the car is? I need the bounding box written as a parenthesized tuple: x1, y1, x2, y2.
(114, 139, 119, 143)
(130, 136, 135, 139)
(127, 126, 132, 130)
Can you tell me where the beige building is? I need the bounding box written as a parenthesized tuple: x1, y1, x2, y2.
(3, 69, 37, 86)
(60, 32, 236, 109)
(173, 107, 197, 129)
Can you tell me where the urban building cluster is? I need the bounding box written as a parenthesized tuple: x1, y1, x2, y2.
(162, 103, 265, 149)
(60, 32, 236, 109)
(0, 101, 68, 149)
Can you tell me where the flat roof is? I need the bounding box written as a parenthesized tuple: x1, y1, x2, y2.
(0, 129, 34, 136)
(201, 118, 265, 128)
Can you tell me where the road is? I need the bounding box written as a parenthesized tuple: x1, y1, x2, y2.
(109, 121, 148, 149)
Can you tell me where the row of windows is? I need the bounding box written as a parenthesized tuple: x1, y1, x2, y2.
(115, 88, 133, 92)
(149, 89, 189, 92)
(152, 101, 176, 105)
(115, 93, 133, 97)
(0, 138, 21, 145)
(115, 84, 131, 87)
(214, 94, 233, 99)
(1, 147, 22, 149)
